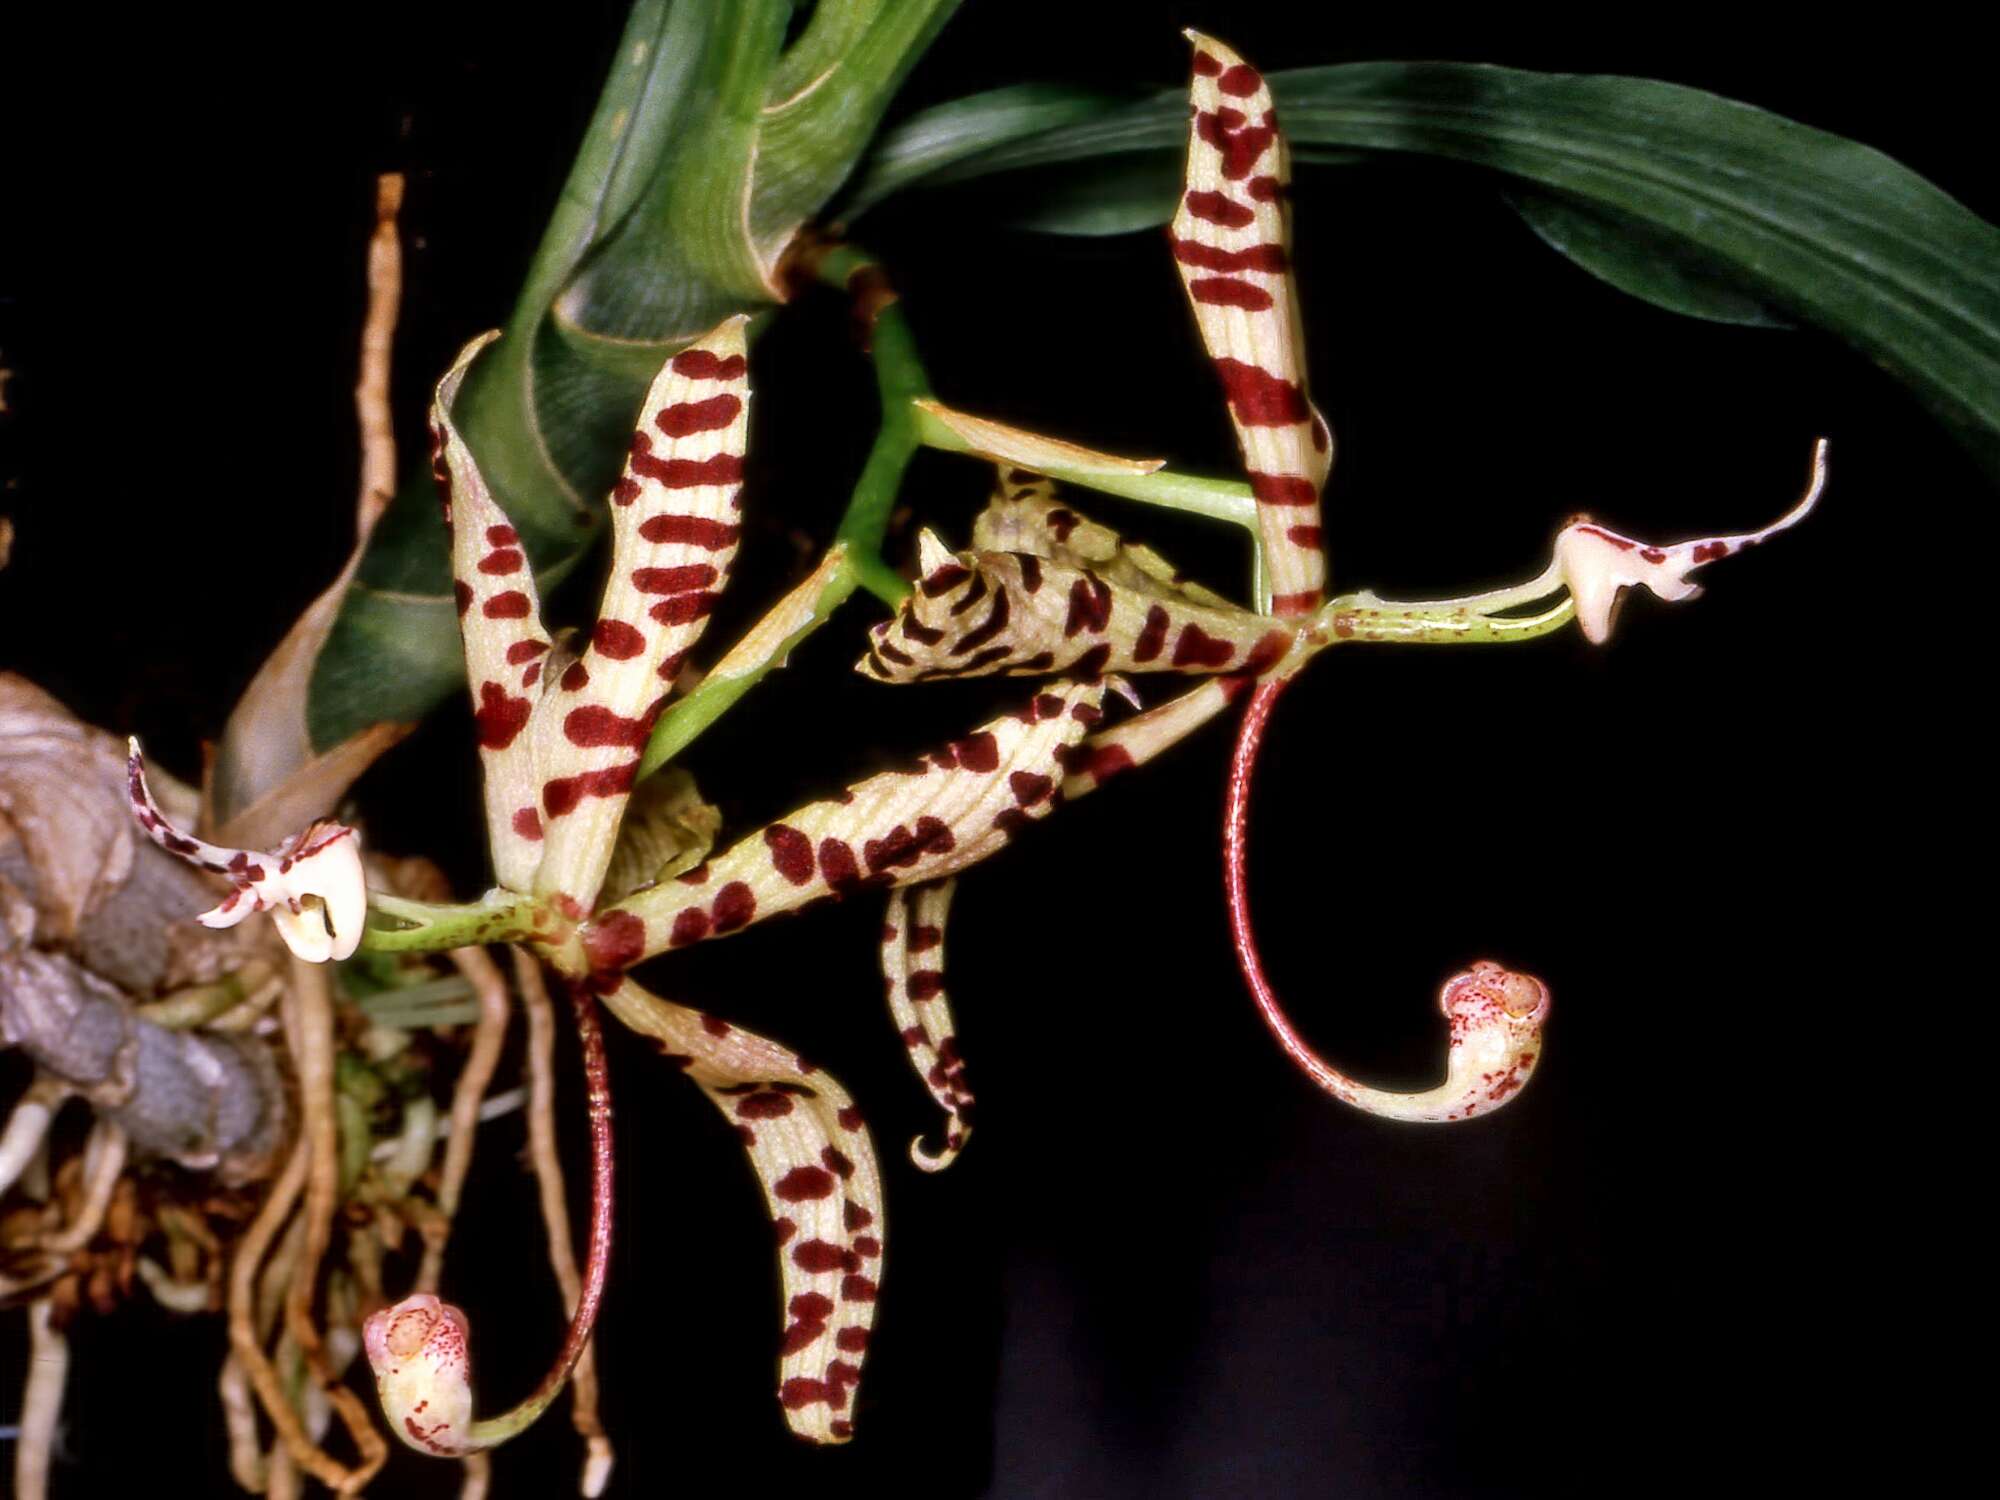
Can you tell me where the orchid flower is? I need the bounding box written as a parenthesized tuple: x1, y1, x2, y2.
(344, 28, 1831, 1475)
(124, 742, 366, 963)
(357, 297, 1149, 1463)
(845, 30, 1826, 1129)
(1553, 470, 1826, 644)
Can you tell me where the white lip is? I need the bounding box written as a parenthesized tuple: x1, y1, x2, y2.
(127, 741, 368, 964)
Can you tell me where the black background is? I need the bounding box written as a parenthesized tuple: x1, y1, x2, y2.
(0, 4, 1968, 1496)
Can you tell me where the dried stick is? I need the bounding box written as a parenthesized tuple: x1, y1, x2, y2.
(281, 956, 388, 1486)
(513, 947, 615, 1496)
(13, 1298, 68, 1500)
(39, 1118, 127, 1252)
(415, 944, 511, 1294)
(355, 173, 403, 532)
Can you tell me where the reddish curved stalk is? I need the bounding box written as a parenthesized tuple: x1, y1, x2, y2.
(526, 984, 615, 1415)
(365, 976, 615, 1453)
(1224, 677, 1349, 1097)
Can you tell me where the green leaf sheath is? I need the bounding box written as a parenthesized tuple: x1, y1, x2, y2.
(306, 0, 960, 751)
(852, 62, 2000, 477)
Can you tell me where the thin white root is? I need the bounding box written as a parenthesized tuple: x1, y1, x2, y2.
(40, 1119, 127, 1253)
(207, 970, 289, 1033)
(14, 1298, 69, 1500)
(0, 1076, 68, 1198)
(369, 1087, 526, 1160)
(136, 1256, 213, 1312)
(218, 1352, 268, 1492)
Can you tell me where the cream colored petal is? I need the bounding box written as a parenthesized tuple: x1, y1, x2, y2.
(432, 331, 553, 892)
(858, 538, 1291, 684)
(599, 680, 1112, 966)
(532, 315, 751, 911)
(880, 880, 972, 1170)
(597, 978, 885, 1444)
(971, 474, 1235, 609)
(1173, 32, 1329, 617)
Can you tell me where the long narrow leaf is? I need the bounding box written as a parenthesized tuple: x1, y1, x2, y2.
(301, 1, 959, 757)
(852, 62, 2000, 479)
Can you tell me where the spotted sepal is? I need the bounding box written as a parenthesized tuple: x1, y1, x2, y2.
(857, 530, 1292, 684)
(1555, 439, 1828, 643)
(880, 880, 972, 1170)
(1172, 32, 1329, 618)
(971, 470, 1235, 609)
(532, 318, 751, 908)
(1056, 677, 1241, 800)
(597, 978, 884, 1444)
(126, 740, 366, 963)
(591, 679, 1113, 967)
(432, 331, 555, 893)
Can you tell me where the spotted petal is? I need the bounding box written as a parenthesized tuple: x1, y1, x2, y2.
(858, 530, 1291, 683)
(1057, 677, 1244, 799)
(531, 318, 751, 908)
(880, 880, 973, 1170)
(126, 740, 366, 963)
(431, 331, 555, 892)
(596, 977, 884, 1444)
(1173, 32, 1330, 617)
(586, 680, 1112, 969)
(971, 471, 1235, 609)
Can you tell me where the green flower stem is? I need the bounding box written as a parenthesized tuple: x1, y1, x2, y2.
(1321, 592, 1577, 644)
(633, 245, 930, 779)
(816, 245, 930, 600)
(907, 401, 1257, 524)
(460, 981, 614, 1452)
(361, 891, 543, 954)
(639, 544, 861, 777)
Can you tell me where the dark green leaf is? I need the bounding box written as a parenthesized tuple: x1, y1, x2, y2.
(1503, 190, 1789, 329)
(837, 82, 1142, 220)
(303, 0, 959, 752)
(856, 63, 2000, 478)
